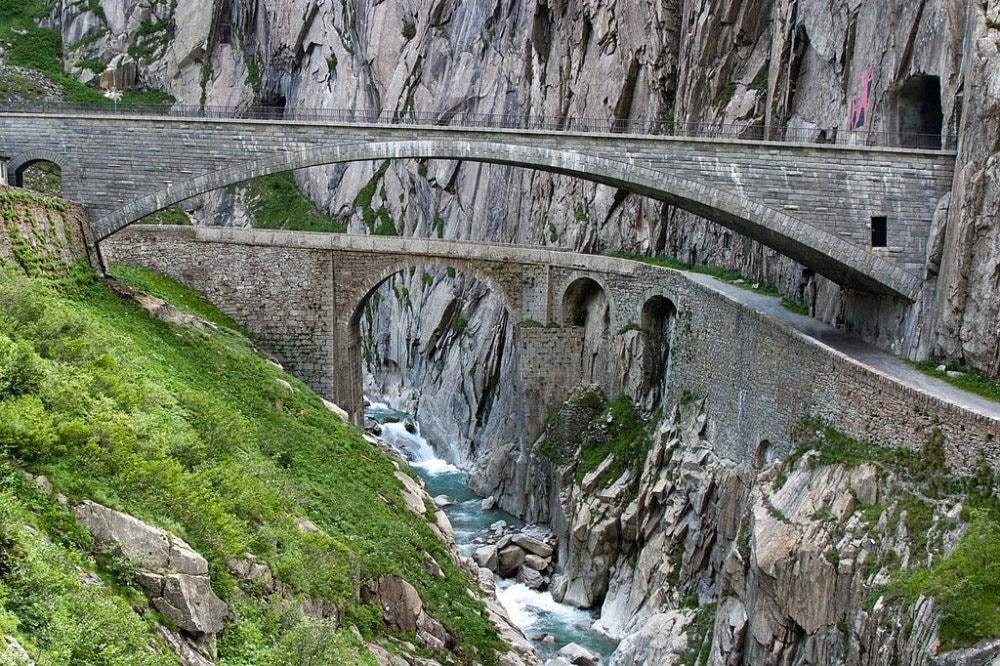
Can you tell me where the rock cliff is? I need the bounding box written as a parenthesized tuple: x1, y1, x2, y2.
(45, 0, 1000, 452)
(495, 392, 999, 665)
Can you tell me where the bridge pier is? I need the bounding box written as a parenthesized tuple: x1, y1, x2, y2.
(517, 326, 585, 443)
(331, 320, 366, 427)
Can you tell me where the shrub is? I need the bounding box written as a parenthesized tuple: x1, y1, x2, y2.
(0, 335, 43, 399)
(0, 394, 56, 459)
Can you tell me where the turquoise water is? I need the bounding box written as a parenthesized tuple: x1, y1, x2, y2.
(366, 403, 619, 662)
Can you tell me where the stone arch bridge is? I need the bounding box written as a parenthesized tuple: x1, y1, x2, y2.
(102, 226, 998, 472)
(0, 110, 956, 300)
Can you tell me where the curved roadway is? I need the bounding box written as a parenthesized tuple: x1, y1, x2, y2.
(686, 272, 1000, 422)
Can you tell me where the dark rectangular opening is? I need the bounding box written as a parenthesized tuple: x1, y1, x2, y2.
(871, 216, 887, 248)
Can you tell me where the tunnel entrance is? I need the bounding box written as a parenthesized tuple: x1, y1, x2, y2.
(897, 74, 943, 149)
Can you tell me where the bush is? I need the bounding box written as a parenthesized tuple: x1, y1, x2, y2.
(0, 335, 43, 399)
(894, 510, 1000, 649)
(0, 394, 56, 459)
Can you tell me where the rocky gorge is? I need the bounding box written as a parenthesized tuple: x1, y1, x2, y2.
(2, 0, 999, 663)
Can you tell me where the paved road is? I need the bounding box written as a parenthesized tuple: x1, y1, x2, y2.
(686, 273, 1000, 421)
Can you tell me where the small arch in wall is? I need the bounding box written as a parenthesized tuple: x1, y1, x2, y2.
(14, 159, 63, 197)
(7, 150, 72, 196)
(754, 440, 776, 469)
(562, 277, 609, 329)
(350, 259, 514, 330)
(640, 295, 677, 402)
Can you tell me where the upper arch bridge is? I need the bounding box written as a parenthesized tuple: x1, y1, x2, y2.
(0, 108, 957, 300)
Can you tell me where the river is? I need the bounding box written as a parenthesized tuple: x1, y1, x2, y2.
(366, 402, 618, 663)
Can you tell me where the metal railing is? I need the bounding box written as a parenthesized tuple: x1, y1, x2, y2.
(0, 101, 954, 150)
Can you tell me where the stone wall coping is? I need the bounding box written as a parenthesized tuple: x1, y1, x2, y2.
(688, 276, 1000, 428)
(0, 111, 958, 159)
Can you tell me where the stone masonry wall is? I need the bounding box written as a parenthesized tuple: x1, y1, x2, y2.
(517, 326, 585, 444)
(102, 226, 999, 473)
(0, 113, 955, 297)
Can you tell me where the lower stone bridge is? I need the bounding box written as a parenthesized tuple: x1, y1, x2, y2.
(103, 226, 998, 472)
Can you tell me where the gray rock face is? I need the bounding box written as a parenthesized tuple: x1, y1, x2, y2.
(367, 574, 424, 634)
(74, 500, 208, 575)
(73, 500, 227, 660)
(608, 611, 691, 666)
(150, 574, 227, 635)
(363, 574, 466, 658)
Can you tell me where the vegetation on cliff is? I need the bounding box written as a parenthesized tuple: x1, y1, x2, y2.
(789, 421, 1000, 650)
(0, 0, 172, 106)
(0, 190, 502, 663)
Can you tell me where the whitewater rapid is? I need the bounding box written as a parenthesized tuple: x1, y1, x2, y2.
(366, 401, 618, 661)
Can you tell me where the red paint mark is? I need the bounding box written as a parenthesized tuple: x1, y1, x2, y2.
(849, 67, 875, 130)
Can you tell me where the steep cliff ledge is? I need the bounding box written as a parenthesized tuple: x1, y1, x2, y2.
(479, 389, 999, 665)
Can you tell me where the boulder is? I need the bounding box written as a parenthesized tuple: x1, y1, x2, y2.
(550, 574, 569, 603)
(75, 500, 208, 574)
(609, 611, 691, 666)
(511, 533, 553, 558)
(481, 495, 497, 511)
(366, 574, 423, 632)
(394, 471, 427, 516)
(295, 517, 320, 533)
(473, 544, 499, 571)
(497, 545, 526, 577)
(524, 553, 549, 571)
(321, 398, 349, 421)
(557, 642, 602, 666)
(226, 553, 274, 591)
(147, 573, 227, 635)
(517, 565, 545, 590)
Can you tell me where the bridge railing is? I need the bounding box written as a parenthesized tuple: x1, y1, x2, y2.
(0, 101, 953, 150)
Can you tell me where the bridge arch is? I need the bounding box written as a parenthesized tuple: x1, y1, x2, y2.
(343, 256, 517, 419)
(347, 257, 518, 331)
(94, 139, 922, 301)
(7, 149, 73, 192)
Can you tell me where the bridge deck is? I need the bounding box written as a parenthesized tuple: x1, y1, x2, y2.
(0, 109, 956, 300)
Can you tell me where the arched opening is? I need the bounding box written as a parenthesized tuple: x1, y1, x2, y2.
(562, 277, 610, 383)
(352, 262, 514, 448)
(754, 440, 776, 469)
(897, 74, 942, 149)
(640, 295, 677, 405)
(15, 160, 62, 196)
(562, 277, 609, 329)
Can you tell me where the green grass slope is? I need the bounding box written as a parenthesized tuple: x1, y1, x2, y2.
(0, 192, 502, 664)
